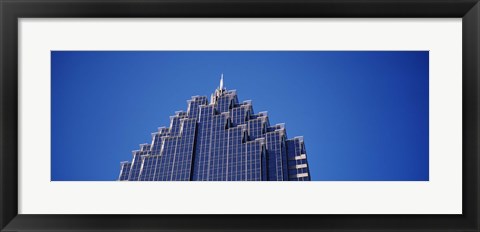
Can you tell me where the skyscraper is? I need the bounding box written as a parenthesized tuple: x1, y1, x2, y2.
(118, 76, 311, 181)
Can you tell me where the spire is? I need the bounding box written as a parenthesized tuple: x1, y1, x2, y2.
(220, 73, 224, 90)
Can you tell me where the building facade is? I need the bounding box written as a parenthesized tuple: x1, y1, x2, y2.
(118, 77, 310, 181)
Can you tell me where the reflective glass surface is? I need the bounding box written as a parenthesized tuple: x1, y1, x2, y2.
(118, 85, 310, 181)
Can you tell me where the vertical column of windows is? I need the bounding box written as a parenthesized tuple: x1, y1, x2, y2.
(208, 114, 228, 180)
(266, 131, 285, 181)
(281, 139, 289, 180)
(226, 126, 245, 180)
(170, 119, 197, 180)
(216, 95, 230, 113)
(128, 151, 147, 181)
(248, 118, 264, 140)
(187, 96, 208, 119)
(244, 140, 263, 181)
(150, 137, 173, 181)
(118, 162, 131, 180)
(231, 106, 248, 126)
(192, 105, 214, 180)
(138, 154, 160, 181)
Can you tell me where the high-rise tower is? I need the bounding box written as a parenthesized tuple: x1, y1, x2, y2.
(118, 76, 310, 181)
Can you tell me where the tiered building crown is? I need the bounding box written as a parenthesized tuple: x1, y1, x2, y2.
(119, 76, 310, 181)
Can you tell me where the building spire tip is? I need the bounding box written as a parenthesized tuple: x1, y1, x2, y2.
(220, 73, 224, 90)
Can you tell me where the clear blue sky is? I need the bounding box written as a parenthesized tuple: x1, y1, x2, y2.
(51, 51, 429, 181)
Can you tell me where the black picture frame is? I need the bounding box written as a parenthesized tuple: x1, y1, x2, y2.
(1, 0, 479, 231)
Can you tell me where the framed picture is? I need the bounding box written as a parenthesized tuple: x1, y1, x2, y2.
(1, 0, 479, 231)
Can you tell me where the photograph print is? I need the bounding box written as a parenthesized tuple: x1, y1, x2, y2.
(51, 51, 429, 181)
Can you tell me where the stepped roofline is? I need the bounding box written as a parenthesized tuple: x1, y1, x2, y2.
(118, 75, 310, 181)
